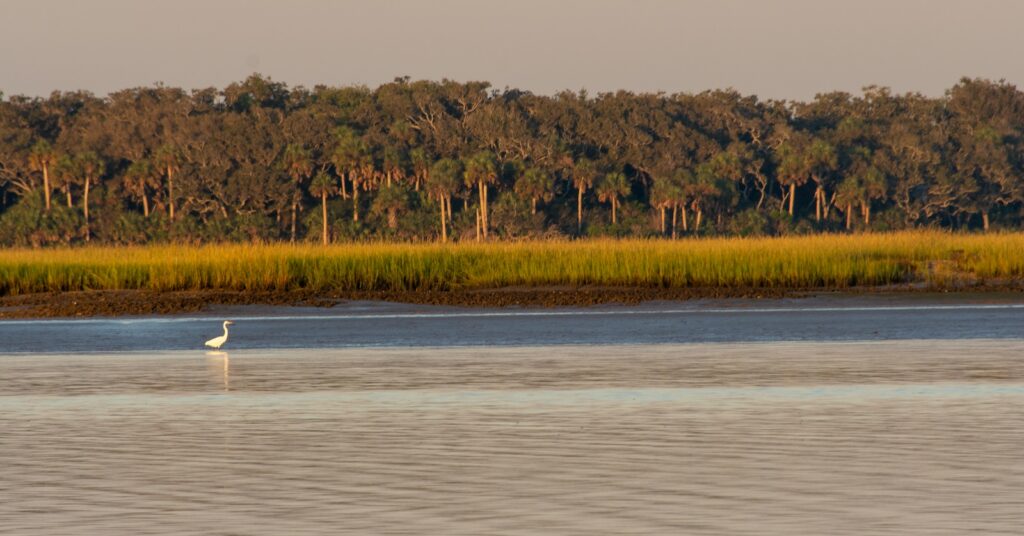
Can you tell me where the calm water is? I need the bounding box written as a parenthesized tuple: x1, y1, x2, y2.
(2, 301, 1024, 534)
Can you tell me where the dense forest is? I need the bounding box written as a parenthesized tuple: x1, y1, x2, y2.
(1, 75, 1022, 246)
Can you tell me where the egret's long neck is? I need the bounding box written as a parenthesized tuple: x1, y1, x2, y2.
(223, 323, 230, 338)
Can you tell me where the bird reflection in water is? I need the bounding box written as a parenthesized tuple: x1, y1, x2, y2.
(205, 351, 230, 391)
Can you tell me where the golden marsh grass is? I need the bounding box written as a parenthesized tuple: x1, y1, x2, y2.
(1, 232, 1022, 295)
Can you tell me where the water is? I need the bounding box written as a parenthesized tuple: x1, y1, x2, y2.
(3, 295, 1024, 352)
(2, 299, 1024, 534)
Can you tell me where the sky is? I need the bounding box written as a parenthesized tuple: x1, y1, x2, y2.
(2, 0, 1023, 101)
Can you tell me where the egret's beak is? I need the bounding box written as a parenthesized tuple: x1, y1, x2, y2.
(226, 321, 235, 325)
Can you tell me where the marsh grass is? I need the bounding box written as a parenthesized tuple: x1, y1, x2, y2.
(1, 232, 1022, 296)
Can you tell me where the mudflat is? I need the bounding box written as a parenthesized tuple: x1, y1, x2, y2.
(3, 285, 1023, 318)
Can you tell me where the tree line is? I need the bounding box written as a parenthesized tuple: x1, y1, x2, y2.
(1, 75, 1022, 246)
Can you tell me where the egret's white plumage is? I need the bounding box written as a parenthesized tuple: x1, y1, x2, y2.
(205, 320, 234, 349)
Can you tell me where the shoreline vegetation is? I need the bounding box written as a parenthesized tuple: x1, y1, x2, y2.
(1, 232, 1022, 317)
(3, 76, 1024, 248)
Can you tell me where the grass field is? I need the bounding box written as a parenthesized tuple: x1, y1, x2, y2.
(1, 232, 1022, 296)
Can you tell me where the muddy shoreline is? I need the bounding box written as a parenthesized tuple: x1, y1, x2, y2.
(1, 284, 1022, 318)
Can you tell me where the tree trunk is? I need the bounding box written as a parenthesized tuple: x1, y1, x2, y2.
(814, 186, 822, 222)
(446, 195, 452, 224)
(681, 203, 688, 232)
(290, 201, 297, 242)
(43, 164, 51, 212)
(982, 211, 989, 232)
(142, 193, 150, 218)
(339, 172, 348, 199)
(353, 187, 359, 222)
(660, 206, 666, 235)
(845, 202, 852, 230)
(864, 203, 871, 226)
(577, 187, 584, 233)
(695, 208, 703, 231)
(83, 179, 91, 242)
(475, 208, 481, 241)
(65, 189, 72, 208)
(671, 205, 677, 239)
(321, 191, 328, 245)
(788, 183, 795, 216)
(611, 198, 617, 225)
(440, 194, 448, 243)
(531, 197, 537, 215)
(479, 182, 488, 239)
(167, 165, 175, 221)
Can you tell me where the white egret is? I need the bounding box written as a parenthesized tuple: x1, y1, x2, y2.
(204, 320, 234, 349)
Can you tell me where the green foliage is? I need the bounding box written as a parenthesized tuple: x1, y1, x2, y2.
(2, 76, 1024, 245)
(490, 193, 547, 239)
(427, 158, 462, 197)
(0, 193, 82, 246)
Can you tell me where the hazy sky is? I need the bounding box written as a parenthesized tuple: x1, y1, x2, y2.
(3, 0, 1023, 101)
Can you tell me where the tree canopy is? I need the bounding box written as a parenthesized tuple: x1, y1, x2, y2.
(1, 75, 1022, 246)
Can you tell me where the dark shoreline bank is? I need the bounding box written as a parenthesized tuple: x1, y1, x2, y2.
(2, 285, 1023, 319)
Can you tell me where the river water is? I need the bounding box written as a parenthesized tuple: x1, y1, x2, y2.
(2, 297, 1023, 534)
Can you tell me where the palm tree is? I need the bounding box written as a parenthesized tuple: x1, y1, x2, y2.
(331, 129, 374, 221)
(463, 151, 499, 239)
(861, 166, 887, 226)
(775, 137, 811, 217)
(330, 144, 349, 200)
(28, 140, 58, 212)
(596, 171, 629, 225)
(409, 147, 432, 192)
(76, 151, 104, 242)
(154, 145, 180, 221)
(651, 174, 682, 236)
(281, 144, 312, 242)
(690, 164, 723, 232)
(571, 158, 597, 233)
(381, 146, 407, 188)
(309, 172, 338, 245)
(834, 176, 863, 231)
(514, 168, 554, 215)
(669, 170, 691, 236)
(352, 150, 375, 223)
(124, 160, 157, 217)
(427, 158, 462, 242)
(371, 185, 409, 230)
(53, 154, 77, 208)
(806, 139, 838, 222)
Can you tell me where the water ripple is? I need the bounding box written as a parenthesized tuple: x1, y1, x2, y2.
(2, 340, 1023, 535)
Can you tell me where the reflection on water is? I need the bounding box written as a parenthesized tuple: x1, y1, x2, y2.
(2, 340, 1024, 535)
(205, 351, 230, 391)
